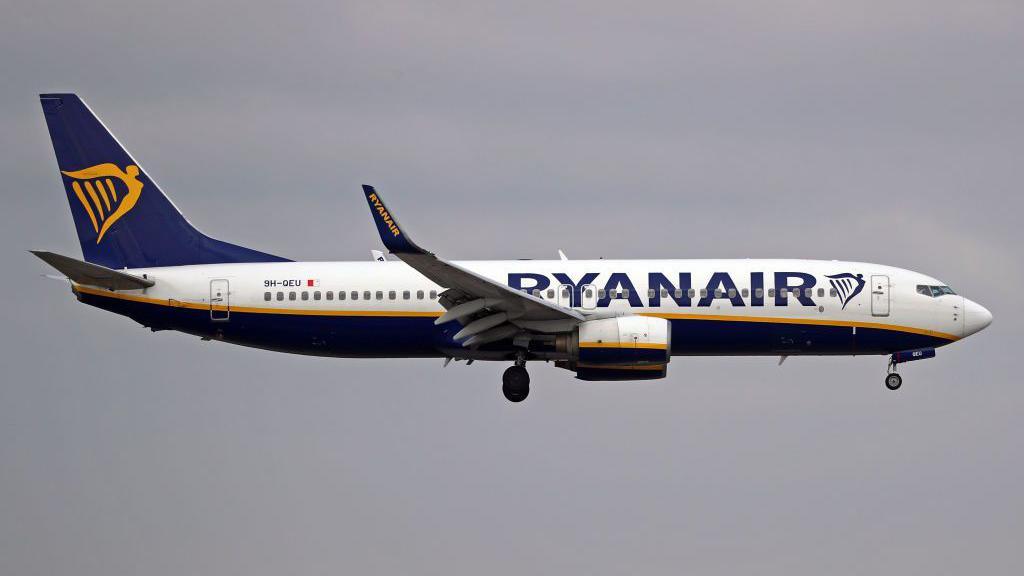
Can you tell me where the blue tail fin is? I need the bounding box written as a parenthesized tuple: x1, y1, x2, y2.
(40, 94, 289, 269)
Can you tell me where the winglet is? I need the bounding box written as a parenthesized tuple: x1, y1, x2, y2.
(362, 185, 426, 254)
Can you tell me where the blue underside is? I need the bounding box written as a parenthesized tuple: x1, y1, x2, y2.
(78, 291, 952, 359)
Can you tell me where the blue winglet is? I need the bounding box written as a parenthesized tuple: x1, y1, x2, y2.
(362, 185, 426, 254)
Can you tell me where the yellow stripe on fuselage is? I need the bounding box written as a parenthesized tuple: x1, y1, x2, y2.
(71, 285, 959, 340)
(642, 312, 958, 341)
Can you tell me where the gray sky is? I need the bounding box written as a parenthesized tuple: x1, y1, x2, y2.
(1, 1, 1022, 574)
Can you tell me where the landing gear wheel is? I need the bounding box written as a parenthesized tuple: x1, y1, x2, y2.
(885, 373, 903, 391)
(502, 365, 530, 402)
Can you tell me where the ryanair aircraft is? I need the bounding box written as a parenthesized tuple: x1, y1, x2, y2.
(34, 94, 993, 402)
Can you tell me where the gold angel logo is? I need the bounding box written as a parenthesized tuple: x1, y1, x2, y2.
(61, 163, 143, 243)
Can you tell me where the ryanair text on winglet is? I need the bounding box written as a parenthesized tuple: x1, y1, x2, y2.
(369, 194, 401, 237)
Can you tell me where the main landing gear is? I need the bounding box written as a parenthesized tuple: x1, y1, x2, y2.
(502, 355, 530, 402)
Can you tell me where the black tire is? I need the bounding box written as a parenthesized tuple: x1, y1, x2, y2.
(502, 366, 530, 402)
(885, 373, 902, 391)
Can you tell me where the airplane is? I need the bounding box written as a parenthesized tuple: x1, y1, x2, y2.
(33, 93, 993, 402)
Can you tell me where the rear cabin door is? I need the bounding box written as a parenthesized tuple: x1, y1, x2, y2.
(210, 279, 230, 321)
(871, 275, 890, 317)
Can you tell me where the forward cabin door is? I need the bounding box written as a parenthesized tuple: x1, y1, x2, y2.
(210, 279, 230, 321)
(870, 275, 890, 317)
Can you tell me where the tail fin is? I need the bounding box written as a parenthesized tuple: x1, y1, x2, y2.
(40, 93, 289, 269)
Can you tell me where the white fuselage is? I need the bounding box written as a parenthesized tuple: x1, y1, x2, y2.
(71, 258, 991, 359)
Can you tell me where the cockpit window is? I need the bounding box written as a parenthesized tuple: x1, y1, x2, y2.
(917, 284, 957, 298)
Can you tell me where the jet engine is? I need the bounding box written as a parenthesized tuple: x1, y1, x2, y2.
(554, 316, 671, 381)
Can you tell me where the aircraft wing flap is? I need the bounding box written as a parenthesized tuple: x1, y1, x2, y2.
(362, 186, 582, 324)
(31, 250, 155, 291)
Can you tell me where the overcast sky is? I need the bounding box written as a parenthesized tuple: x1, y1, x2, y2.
(1, 1, 1022, 574)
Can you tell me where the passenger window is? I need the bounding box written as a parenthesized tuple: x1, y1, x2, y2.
(351, 291, 359, 300)
(327, 291, 334, 300)
(417, 290, 424, 300)
(546, 289, 554, 299)
(700, 289, 708, 297)
(429, 290, 438, 300)
(403, 290, 410, 300)
(264, 291, 271, 301)
(622, 289, 631, 298)
(301, 291, 309, 301)
(597, 289, 606, 299)
(585, 288, 594, 298)
(727, 288, 736, 298)
(805, 288, 813, 297)
(276, 291, 284, 301)
(376, 291, 384, 300)
(313, 291, 321, 301)
(768, 288, 776, 298)
(688, 289, 696, 298)
(388, 290, 396, 300)
(755, 288, 763, 298)
(741, 288, 749, 298)
(674, 289, 683, 298)
(715, 289, 724, 298)
(289, 292, 296, 301)
(662, 289, 669, 298)
(830, 288, 838, 297)
(363, 291, 371, 300)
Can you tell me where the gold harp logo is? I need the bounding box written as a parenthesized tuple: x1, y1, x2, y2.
(61, 164, 143, 243)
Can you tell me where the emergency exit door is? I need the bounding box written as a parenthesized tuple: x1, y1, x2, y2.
(871, 275, 889, 317)
(210, 279, 230, 321)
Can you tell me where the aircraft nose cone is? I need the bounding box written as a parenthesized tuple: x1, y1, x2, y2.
(963, 299, 993, 336)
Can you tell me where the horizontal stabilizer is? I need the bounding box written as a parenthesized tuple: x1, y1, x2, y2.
(30, 250, 154, 290)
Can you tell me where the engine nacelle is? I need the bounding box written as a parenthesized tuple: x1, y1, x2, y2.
(555, 316, 671, 381)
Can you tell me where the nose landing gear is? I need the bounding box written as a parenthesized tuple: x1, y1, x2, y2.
(884, 348, 936, 391)
(502, 355, 530, 402)
(885, 356, 902, 390)
(885, 371, 903, 391)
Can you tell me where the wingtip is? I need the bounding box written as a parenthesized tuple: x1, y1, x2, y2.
(362, 185, 426, 255)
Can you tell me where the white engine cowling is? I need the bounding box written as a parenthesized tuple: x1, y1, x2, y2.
(555, 316, 671, 380)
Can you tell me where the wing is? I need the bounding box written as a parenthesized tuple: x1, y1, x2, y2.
(362, 185, 583, 347)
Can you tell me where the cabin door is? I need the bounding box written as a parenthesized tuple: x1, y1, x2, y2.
(210, 279, 230, 321)
(870, 275, 890, 317)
